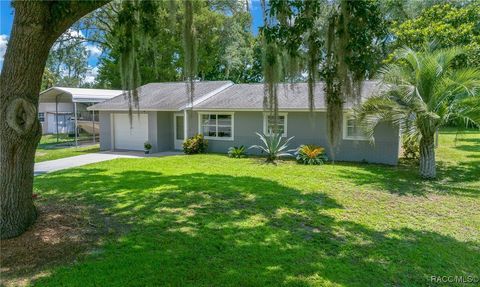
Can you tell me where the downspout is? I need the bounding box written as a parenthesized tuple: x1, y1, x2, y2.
(55, 95, 59, 143)
(183, 109, 188, 141)
(92, 104, 95, 144)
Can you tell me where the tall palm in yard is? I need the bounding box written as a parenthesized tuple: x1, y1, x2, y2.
(357, 46, 480, 179)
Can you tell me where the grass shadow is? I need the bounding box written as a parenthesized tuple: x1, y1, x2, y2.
(28, 167, 479, 286)
(333, 160, 480, 197)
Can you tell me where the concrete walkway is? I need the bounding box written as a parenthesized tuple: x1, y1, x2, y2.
(34, 151, 183, 176)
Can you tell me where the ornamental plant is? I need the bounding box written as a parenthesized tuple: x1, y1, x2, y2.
(296, 145, 328, 165)
(183, 134, 208, 154)
(249, 132, 294, 163)
(144, 141, 152, 150)
(228, 146, 247, 158)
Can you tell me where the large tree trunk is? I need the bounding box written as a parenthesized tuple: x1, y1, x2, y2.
(0, 1, 108, 239)
(419, 134, 436, 179)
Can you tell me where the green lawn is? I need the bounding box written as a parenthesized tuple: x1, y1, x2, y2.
(38, 134, 76, 145)
(28, 130, 480, 285)
(35, 135, 99, 163)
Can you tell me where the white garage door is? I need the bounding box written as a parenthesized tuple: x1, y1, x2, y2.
(113, 113, 148, 150)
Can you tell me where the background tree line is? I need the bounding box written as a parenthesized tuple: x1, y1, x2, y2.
(42, 0, 264, 90)
(41, 0, 479, 90)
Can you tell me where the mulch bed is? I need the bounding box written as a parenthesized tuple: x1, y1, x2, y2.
(0, 202, 107, 286)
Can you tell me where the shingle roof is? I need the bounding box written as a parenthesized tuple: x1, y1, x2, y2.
(89, 81, 233, 111)
(89, 80, 382, 111)
(194, 81, 382, 110)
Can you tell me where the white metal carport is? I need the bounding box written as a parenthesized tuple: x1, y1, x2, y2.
(39, 87, 123, 146)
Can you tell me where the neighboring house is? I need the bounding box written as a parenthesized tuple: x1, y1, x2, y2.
(38, 87, 123, 138)
(89, 81, 400, 165)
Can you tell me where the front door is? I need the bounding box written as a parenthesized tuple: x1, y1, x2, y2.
(174, 114, 185, 150)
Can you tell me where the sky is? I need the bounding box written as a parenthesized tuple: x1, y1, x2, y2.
(0, 0, 264, 79)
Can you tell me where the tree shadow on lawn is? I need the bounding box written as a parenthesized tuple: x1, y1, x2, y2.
(453, 144, 480, 153)
(31, 169, 479, 286)
(333, 160, 480, 197)
(453, 137, 480, 144)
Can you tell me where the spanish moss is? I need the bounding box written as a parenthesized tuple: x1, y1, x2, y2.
(117, 0, 141, 123)
(183, 0, 196, 106)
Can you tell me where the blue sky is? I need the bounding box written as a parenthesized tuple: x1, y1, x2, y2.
(0, 0, 264, 72)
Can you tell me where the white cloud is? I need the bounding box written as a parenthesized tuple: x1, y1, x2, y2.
(65, 29, 85, 40)
(52, 29, 85, 50)
(84, 66, 99, 84)
(86, 45, 102, 57)
(0, 34, 8, 66)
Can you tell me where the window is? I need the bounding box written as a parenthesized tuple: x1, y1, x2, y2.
(175, 115, 184, 140)
(38, 112, 45, 123)
(199, 113, 234, 140)
(343, 114, 368, 140)
(263, 113, 287, 137)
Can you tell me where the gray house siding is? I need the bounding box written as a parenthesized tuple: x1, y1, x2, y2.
(147, 112, 158, 152)
(336, 121, 399, 165)
(99, 111, 112, 151)
(157, 111, 174, 151)
(98, 111, 170, 152)
(188, 111, 263, 153)
(191, 111, 399, 165)
(98, 110, 399, 165)
(285, 112, 399, 165)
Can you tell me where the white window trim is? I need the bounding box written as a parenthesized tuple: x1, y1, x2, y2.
(343, 113, 369, 141)
(198, 112, 234, 141)
(263, 112, 288, 137)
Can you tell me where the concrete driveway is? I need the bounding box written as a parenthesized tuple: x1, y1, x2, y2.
(34, 151, 182, 176)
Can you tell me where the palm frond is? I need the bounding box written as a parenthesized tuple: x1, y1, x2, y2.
(363, 46, 480, 144)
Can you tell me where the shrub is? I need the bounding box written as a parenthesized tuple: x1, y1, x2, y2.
(183, 134, 208, 154)
(228, 145, 247, 158)
(249, 132, 294, 163)
(144, 141, 152, 150)
(402, 137, 419, 159)
(296, 145, 328, 165)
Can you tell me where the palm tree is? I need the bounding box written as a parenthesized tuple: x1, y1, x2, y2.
(357, 46, 480, 179)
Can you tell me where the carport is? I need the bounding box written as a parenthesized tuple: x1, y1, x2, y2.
(39, 87, 123, 146)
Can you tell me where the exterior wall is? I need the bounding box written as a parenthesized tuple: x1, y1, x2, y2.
(38, 102, 90, 134)
(189, 111, 263, 153)
(147, 112, 159, 153)
(191, 111, 400, 165)
(38, 103, 74, 134)
(336, 120, 399, 165)
(38, 102, 74, 113)
(99, 111, 112, 151)
(98, 110, 399, 165)
(98, 111, 174, 152)
(156, 111, 174, 151)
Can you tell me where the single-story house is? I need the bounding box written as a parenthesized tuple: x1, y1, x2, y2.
(38, 87, 123, 142)
(89, 81, 400, 165)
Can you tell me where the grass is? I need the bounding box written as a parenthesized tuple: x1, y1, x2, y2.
(35, 135, 99, 163)
(26, 129, 480, 285)
(38, 133, 93, 145)
(38, 134, 76, 145)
